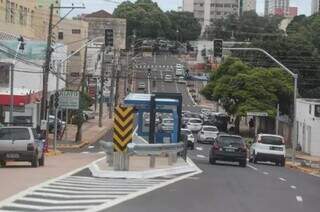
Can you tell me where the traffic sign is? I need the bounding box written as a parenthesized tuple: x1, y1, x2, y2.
(113, 106, 134, 152)
(58, 91, 80, 109)
(247, 112, 268, 117)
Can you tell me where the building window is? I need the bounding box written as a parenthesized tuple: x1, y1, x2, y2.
(58, 32, 63, 40)
(315, 105, 320, 117)
(199, 3, 203, 7)
(72, 29, 81, 34)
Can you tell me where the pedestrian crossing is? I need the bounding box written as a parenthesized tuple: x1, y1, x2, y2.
(0, 175, 172, 211)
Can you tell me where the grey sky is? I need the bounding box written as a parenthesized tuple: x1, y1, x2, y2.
(61, 0, 311, 16)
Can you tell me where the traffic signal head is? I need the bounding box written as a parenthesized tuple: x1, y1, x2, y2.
(213, 39, 223, 57)
(105, 29, 114, 47)
(54, 92, 59, 108)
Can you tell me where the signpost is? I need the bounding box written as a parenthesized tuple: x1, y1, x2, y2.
(58, 91, 80, 109)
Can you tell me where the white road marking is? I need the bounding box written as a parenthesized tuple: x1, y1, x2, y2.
(279, 177, 287, 182)
(296, 196, 303, 202)
(291, 185, 297, 189)
(263, 171, 269, 175)
(196, 154, 206, 159)
(98, 151, 105, 154)
(247, 164, 258, 171)
(196, 147, 203, 151)
(82, 151, 89, 154)
(88, 145, 95, 149)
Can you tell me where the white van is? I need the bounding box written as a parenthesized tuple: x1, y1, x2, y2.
(249, 134, 286, 166)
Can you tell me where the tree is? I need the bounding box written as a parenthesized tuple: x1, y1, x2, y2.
(165, 11, 201, 42)
(201, 57, 293, 133)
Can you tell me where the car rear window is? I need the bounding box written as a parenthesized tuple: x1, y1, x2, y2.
(203, 127, 218, 132)
(11, 128, 30, 140)
(218, 136, 244, 147)
(260, 136, 283, 145)
(0, 128, 11, 140)
(189, 119, 202, 123)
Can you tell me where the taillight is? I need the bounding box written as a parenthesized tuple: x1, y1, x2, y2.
(27, 143, 35, 151)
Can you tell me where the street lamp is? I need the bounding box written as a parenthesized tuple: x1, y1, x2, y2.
(224, 47, 298, 164)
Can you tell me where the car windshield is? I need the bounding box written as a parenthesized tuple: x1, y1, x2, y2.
(189, 119, 202, 123)
(218, 136, 244, 147)
(260, 136, 283, 145)
(203, 127, 218, 132)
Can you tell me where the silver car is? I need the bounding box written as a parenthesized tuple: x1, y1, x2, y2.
(0, 127, 45, 167)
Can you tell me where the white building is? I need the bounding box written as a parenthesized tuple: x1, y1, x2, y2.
(241, 0, 256, 13)
(311, 0, 320, 14)
(182, 0, 240, 34)
(296, 99, 320, 156)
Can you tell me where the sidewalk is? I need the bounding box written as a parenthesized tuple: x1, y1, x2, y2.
(48, 107, 113, 150)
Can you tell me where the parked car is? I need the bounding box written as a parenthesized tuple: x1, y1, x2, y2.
(197, 125, 219, 144)
(48, 115, 65, 133)
(164, 74, 173, 82)
(177, 76, 186, 84)
(249, 134, 286, 166)
(186, 118, 203, 132)
(181, 128, 195, 150)
(138, 81, 146, 90)
(200, 108, 211, 116)
(161, 118, 174, 132)
(205, 112, 229, 132)
(209, 134, 247, 167)
(0, 127, 45, 167)
(83, 110, 95, 120)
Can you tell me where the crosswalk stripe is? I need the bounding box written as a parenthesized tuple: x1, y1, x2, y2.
(36, 188, 130, 194)
(18, 197, 108, 205)
(29, 192, 120, 199)
(43, 185, 140, 191)
(50, 182, 150, 188)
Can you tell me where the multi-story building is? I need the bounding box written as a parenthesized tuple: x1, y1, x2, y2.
(240, 0, 256, 14)
(265, 0, 290, 16)
(183, 0, 240, 34)
(57, 19, 88, 89)
(311, 0, 320, 15)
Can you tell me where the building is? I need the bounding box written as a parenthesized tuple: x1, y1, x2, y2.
(265, 0, 290, 16)
(311, 0, 320, 14)
(240, 0, 256, 14)
(182, 0, 240, 34)
(57, 18, 88, 89)
(296, 99, 320, 156)
(36, 0, 61, 16)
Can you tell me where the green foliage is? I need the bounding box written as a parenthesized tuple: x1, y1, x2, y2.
(204, 11, 284, 41)
(201, 58, 293, 118)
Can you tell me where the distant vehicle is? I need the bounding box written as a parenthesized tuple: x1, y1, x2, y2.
(83, 110, 95, 120)
(197, 125, 219, 144)
(48, 115, 65, 133)
(0, 127, 45, 167)
(138, 82, 146, 90)
(209, 134, 247, 167)
(177, 76, 186, 84)
(176, 67, 184, 76)
(161, 118, 174, 132)
(186, 118, 203, 132)
(205, 112, 229, 132)
(249, 134, 286, 166)
(181, 128, 195, 150)
(200, 108, 211, 116)
(164, 74, 173, 82)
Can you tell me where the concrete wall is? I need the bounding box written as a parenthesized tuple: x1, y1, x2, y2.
(296, 99, 320, 156)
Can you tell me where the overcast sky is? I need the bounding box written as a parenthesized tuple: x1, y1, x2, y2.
(61, 0, 312, 17)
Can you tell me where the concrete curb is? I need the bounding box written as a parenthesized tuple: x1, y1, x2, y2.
(89, 157, 202, 179)
(286, 162, 320, 177)
(45, 150, 63, 157)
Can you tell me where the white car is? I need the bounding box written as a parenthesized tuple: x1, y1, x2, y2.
(186, 118, 203, 132)
(83, 110, 95, 120)
(249, 134, 286, 166)
(197, 125, 219, 144)
(138, 82, 146, 90)
(161, 118, 174, 132)
(164, 74, 173, 82)
(177, 76, 186, 84)
(200, 108, 211, 116)
(181, 128, 195, 150)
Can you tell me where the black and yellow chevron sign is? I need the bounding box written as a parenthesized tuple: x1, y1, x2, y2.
(113, 106, 134, 152)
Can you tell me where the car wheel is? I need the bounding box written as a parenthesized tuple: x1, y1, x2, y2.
(0, 160, 6, 167)
(31, 154, 39, 168)
(253, 152, 258, 164)
(39, 154, 45, 166)
(190, 144, 194, 150)
(209, 157, 216, 164)
(280, 158, 286, 167)
(239, 160, 247, 167)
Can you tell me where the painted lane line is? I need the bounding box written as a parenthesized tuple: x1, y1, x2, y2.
(296, 196, 303, 202)
(290, 185, 297, 189)
(247, 164, 258, 171)
(279, 177, 287, 182)
(196, 154, 206, 159)
(82, 151, 89, 154)
(196, 147, 203, 151)
(88, 145, 95, 149)
(263, 171, 269, 175)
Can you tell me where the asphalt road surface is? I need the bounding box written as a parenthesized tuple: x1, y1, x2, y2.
(100, 54, 320, 212)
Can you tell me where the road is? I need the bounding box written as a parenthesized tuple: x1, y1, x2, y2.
(102, 54, 320, 212)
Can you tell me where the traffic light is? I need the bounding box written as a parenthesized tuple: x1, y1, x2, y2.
(213, 39, 223, 57)
(54, 92, 59, 108)
(105, 29, 113, 47)
(147, 68, 151, 77)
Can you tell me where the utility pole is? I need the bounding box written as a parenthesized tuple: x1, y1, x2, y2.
(53, 63, 61, 151)
(99, 47, 106, 127)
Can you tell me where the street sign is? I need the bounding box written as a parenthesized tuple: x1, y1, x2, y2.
(58, 91, 80, 109)
(247, 112, 268, 117)
(113, 106, 134, 152)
